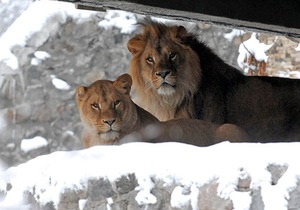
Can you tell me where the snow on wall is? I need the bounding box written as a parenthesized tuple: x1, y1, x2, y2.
(0, 142, 300, 210)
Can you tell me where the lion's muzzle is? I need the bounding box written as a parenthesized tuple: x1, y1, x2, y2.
(155, 70, 171, 79)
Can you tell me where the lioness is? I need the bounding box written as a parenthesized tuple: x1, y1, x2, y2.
(127, 18, 300, 142)
(76, 74, 249, 148)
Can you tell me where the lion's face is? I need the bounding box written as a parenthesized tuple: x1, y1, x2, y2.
(127, 19, 201, 120)
(76, 74, 136, 143)
(128, 20, 201, 97)
(138, 39, 189, 96)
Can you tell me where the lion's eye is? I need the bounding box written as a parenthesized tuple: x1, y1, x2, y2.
(146, 56, 154, 64)
(113, 100, 120, 107)
(169, 53, 177, 60)
(91, 103, 100, 110)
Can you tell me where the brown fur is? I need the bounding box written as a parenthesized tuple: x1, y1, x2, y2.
(128, 20, 200, 121)
(128, 19, 300, 142)
(76, 74, 250, 148)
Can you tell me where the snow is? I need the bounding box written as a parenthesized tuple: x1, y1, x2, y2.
(224, 29, 245, 42)
(98, 10, 137, 34)
(296, 43, 300, 51)
(170, 185, 199, 210)
(0, 142, 300, 209)
(33, 50, 50, 60)
(78, 199, 87, 210)
(237, 33, 274, 71)
(98, 11, 196, 34)
(51, 75, 71, 91)
(0, 0, 96, 71)
(31, 50, 51, 66)
(20, 136, 48, 153)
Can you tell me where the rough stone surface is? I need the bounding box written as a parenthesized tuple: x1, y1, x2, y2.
(19, 162, 300, 210)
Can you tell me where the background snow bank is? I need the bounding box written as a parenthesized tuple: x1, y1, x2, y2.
(1, 142, 300, 210)
(0, 0, 96, 70)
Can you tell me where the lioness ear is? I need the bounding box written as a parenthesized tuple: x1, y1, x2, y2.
(127, 34, 145, 55)
(76, 86, 87, 101)
(113, 74, 132, 95)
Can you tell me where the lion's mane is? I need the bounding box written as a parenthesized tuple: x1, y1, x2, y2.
(128, 19, 300, 142)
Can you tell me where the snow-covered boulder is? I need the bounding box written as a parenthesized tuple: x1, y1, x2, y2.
(1, 142, 300, 210)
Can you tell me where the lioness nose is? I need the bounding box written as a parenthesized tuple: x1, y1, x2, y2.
(103, 119, 116, 126)
(156, 70, 171, 79)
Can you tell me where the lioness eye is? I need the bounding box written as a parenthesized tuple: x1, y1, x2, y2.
(113, 100, 120, 107)
(146, 56, 154, 64)
(169, 53, 177, 60)
(91, 103, 100, 110)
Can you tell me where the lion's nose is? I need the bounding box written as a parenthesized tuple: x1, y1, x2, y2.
(103, 119, 116, 126)
(156, 70, 171, 79)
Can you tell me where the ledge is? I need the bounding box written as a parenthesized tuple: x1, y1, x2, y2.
(1, 142, 300, 209)
(58, 0, 300, 38)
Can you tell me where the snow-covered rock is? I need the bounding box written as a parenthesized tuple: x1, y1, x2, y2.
(237, 33, 274, 73)
(1, 142, 300, 210)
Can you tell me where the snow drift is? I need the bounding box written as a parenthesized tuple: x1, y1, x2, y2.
(1, 142, 300, 210)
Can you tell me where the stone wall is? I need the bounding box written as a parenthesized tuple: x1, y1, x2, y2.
(21, 164, 300, 210)
(264, 36, 300, 76)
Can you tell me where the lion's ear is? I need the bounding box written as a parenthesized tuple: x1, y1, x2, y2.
(113, 74, 133, 95)
(171, 25, 188, 41)
(76, 86, 87, 101)
(127, 34, 145, 55)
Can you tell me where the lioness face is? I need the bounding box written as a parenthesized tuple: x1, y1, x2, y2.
(76, 74, 134, 142)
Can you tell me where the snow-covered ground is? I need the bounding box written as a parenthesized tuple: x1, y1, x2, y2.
(0, 142, 300, 209)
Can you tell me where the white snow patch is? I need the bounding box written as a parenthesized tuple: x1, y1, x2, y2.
(31, 51, 51, 66)
(230, 191, 252, 210)
(224, 29, 245, 42)
(170, 185, 199, 210)
(20, 136, 48, 153)
(78, 199, 87, 210)
(0, 1, 96, 70)
(237, 33, 274, 72)
(135, 176, 157, 205)
(295, 43, 300, 51)
(98, 10, 137, 34)
(135, 189, 157, 205)
(33, 51, 51, 60)
(51, 75, 71, 91)
(106, 197, 114, 210)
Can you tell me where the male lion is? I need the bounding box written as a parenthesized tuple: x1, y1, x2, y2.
(127, 19, 300, 142)
(76, 74, 249, 148)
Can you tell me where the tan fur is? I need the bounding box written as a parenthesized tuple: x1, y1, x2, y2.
(76, 74, 159, 148)
(128, 19, 200, 121)
(76, 74, 250, 148)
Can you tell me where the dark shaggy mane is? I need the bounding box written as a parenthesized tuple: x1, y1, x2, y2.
(128, 18, 300, 142)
